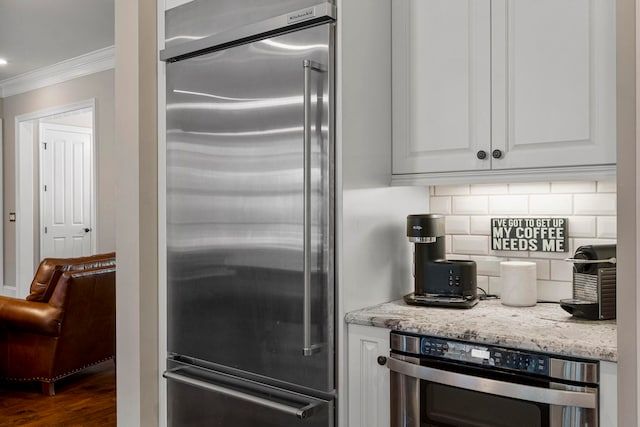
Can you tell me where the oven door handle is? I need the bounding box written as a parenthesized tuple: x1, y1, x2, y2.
(387, 357, 596, 408)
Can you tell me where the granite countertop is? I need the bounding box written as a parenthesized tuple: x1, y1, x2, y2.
(345, 299, 617, 361)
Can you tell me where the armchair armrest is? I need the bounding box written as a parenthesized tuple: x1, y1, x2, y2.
(0, 299, 63, 336)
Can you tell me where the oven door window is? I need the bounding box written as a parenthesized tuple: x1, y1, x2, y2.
(419, 359, 551, 427)
(422, 381, 549, 427)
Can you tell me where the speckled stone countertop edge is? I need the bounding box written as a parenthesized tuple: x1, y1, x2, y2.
(345, 299, 618, 362)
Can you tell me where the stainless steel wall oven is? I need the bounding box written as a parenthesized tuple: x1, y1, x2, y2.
(388, 331, 599, 427)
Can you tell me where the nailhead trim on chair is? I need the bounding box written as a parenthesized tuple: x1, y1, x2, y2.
(70, 266, 116, 278)
(0, 356, 115, 383)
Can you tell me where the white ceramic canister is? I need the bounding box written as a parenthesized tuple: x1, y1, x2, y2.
(500, 261, 537, 307)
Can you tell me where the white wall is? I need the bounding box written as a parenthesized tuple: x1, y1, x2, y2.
(615, 0, 638, 423)
(115, 0, 158, 425)
(42, 110, 92, 128)
(1, 70, 116, 286)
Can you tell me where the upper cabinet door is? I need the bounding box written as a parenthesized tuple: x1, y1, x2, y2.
(392, 0, 492, 174)
(491, 0, 616, 169)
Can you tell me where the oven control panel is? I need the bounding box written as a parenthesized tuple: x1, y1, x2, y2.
(420, 336, 549, 375)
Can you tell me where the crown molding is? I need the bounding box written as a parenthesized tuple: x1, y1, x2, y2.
(0, 46, 115, 98)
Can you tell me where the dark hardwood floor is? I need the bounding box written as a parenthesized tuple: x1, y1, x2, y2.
(0, 361, 116, 426)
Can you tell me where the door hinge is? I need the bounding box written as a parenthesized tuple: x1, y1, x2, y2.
(42, 142, 47, 150)
(43, 185, 47, 192)
(44, 226, 48, 234)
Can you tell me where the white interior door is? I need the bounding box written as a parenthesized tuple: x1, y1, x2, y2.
(40, 123, 93, 258)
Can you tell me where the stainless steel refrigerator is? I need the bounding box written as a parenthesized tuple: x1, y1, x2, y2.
(160, 1, 336, 426)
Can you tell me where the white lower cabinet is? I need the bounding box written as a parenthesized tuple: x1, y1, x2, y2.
(347, 324, 390, 427)
(599, 361, 617, 427)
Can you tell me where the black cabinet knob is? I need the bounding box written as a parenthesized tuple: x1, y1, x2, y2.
(476, 150, 487, 160)
(377, 356, 387, 366)
(492, 149, 503, 159)
(84, 228, 92, 233)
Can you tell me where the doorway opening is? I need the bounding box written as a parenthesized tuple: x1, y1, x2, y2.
(14, 99, 97, 298)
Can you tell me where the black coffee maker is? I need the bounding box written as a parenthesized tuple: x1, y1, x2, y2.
(404, 214, 478, 308)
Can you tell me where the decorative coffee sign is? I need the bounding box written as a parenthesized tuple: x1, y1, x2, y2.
(491, 218, 568, 252)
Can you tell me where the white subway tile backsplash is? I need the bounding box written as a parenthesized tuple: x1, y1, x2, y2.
(436, 185, 470, 196)
(451, 235, 489, 255)
(476, 275, 489, 293)
(597, 181, 617, 193)
(597, 216, 617, 239)
(432, 180, 616, 302)
(530, 194, 573, 215)
(574, 194, 616, 215)
(470, 216, 492, 235)
(471, 256, 502, 276)
(527, 259, 550, 281)
(551, 181, 596, 193)
(508, 183, 550, 194)
(488, 276, 502, 296)
(448, 253, 471, 260)
(488, 195, 529, 214)
(452, 196, 489, 215)
(470, 184, 509, 195)
(550, 260, 573, 282)
(445, 216, 470, 234)
(489, 248, 530, 258)
(537, 281, 573, 302)
(430, 196, 452, 215)
(566, 216, 597, 238)
(574, 238, 617, 248)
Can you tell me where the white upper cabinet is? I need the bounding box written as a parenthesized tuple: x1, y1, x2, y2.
(392, 0, 492, 174)
(491, 0, 616, 169)
(392, 0, 616, 183)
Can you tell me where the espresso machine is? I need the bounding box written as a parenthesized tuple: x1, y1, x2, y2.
(560, 244, 617, 320)
(404, 214, 478, 308)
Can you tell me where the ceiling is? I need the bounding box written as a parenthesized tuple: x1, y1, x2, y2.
(0, 0, 114, 81)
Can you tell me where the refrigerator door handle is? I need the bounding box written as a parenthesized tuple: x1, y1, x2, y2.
(302, 59, 326, 357)
(164, 369, 325, 420)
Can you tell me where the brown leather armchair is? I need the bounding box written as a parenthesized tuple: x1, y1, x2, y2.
(0, 252, 115, 395)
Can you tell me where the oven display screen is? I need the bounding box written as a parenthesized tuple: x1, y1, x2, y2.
(471, 348, 490, 360)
